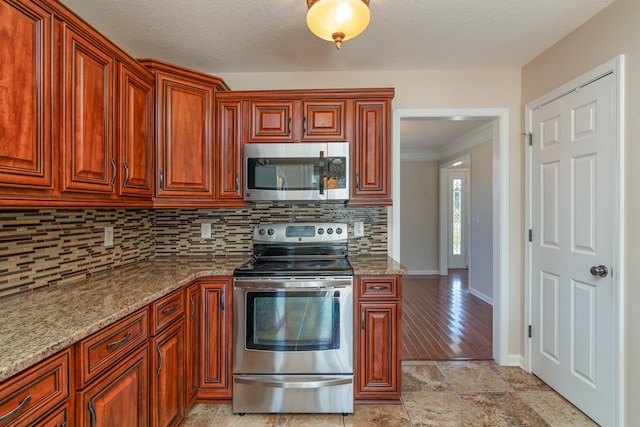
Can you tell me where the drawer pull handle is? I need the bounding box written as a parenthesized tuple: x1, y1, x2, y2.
(189, 294, 196, 320)
(0, 394, 31, 422)
(368, 285, 391, 290)
(162, 303, 178, 315)
(157, 344, 163, 376)
(106, 331, 132, 350)
(109, 158, 117, 187)
(88, 400, 97, 427)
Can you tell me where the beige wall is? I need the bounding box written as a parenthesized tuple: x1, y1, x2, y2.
(218, 68, 525, 359)
(399, 160, 439, 273)
(441, 140, 494, 301)
(522, 0, 640, 423)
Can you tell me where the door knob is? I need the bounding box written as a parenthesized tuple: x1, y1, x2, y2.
(590, 265, 608, 277)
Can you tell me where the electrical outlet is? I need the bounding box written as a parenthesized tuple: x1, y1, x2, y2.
(353, 221, 364, 237)
(104, 226, 114, 247)
(201, 222, 212, 239)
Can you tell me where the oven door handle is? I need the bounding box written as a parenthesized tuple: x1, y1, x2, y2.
(234, 376, 351, 389)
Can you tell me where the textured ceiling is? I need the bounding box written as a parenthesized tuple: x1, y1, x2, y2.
(60, 0, 615, 74)
(58, 0, 614, 152)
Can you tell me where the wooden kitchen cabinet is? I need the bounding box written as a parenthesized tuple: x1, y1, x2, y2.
(0, 348, 72, 427)
(76, 344, 149, 427)
(75, 307, 149, 426)
(215, 98, 244, 204)
(185, 282, 201, 406)
(118, 62, 155, 198)
(198, 278, 232, 401)
(140, 60, 229, 206)
(150, 319, 185, 427)
(246, 98, 348, 143)
(149, 288, 186, 427)
(61, 23, 116, 195)
(351, 98, 393, 205)
(0, 0, 54, 195)
(248, 100, 297, 143)
(355, 276, 402, 403)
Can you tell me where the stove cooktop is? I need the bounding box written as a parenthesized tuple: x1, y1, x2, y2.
(233, 257, 353, 277)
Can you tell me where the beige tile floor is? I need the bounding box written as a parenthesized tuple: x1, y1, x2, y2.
(182, 361, 598, 426)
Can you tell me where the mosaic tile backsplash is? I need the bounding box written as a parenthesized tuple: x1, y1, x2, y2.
(0, 203, 387, 298)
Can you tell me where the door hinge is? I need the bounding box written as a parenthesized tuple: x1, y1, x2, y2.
(526, 132, 533, 146)
(528, 229, 533, 242)
(528, 325, 532, 338)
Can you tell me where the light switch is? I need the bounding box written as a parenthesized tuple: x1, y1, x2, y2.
(201, 223, 212, 239)
(104, 226, 114, 247)
(353, 221, 364, 237)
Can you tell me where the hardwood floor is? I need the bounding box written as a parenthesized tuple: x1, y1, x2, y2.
(402, 270, 493, 360)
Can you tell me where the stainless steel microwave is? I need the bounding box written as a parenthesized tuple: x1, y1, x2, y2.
(244, 142, 350, 202)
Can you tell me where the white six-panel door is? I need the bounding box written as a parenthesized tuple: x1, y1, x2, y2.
(530, 73, 615, 427)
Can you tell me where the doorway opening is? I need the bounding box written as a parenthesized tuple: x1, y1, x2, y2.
(390, 108, 510, 364)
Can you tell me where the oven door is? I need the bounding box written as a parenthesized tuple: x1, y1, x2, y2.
(233, 277, 353, 375)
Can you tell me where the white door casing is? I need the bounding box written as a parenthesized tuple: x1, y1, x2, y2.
(525, 56, 624, 427)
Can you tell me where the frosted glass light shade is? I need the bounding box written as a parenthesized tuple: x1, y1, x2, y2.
(307, 0, 370, 49)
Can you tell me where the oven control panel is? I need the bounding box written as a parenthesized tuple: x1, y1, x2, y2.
(254, 222, 348, 243)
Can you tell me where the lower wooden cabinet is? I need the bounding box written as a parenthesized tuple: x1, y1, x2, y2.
(150, 319, 185, 427)
(0, 349, 71, 427)
(198, 278, 232, 401)
(76, 344, 149, 427)
(355, 276, 402, 403)
(185, 282, 200, 405)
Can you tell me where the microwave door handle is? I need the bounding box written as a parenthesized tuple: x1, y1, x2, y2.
(318, 151, 325, 195)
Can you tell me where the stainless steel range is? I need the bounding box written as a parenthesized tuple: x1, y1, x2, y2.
(232, 222, 354, 415)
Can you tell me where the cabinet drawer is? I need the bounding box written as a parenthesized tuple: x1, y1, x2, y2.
(0, 349, 71, 427)
(149, 289, 185, 335)
(75, 307, 148, 388)
(359, 277, 398, 299)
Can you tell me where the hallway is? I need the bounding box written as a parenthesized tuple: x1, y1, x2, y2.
(402, 270, 492, 360)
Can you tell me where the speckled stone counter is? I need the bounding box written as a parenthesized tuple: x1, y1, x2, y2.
(349, 255, 408, 276)
(0, 256, 247, 383)
(0, 254, 405, 383)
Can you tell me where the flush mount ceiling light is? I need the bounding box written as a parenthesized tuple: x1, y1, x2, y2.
(306, 0, 370, 50)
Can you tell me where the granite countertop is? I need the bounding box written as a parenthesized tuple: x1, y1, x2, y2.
(0, 255, 405, 383)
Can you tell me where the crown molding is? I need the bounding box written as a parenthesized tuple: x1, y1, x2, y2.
(438, 121, 493, 159)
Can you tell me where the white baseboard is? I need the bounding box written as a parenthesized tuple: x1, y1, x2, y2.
(469, 288, 493, 305)
(406, 270, 439, 275)
(504, 354, 525, 368)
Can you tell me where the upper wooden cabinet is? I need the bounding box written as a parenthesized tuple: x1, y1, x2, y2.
(140, 60, 229, 207)
(61, 23, 116, 195)
(216, 98, 244, 204)
(0, 0, 53, 194)
(302, 99, 349, 141)
(351, 98, 393, 205)
(248, 100, 297, 143)
(118, 62, 155, 198)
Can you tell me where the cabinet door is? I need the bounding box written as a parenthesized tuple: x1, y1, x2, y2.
(216, 99, 243, 202)
(199, 279, 232, 399)
(0, 0, 53, 190)
(77, 344, 148, 427)
(248, 101, 296, 143)
(301, 100, 348, 141)
(156, 73, 214, 197)
(356, 302, 399, 399)
(0, 349, 70, 427)
(119, 63, 154, 197)
(185, 283, 200, 405)
(351, 100, 391, 205)
(150, 320, 185, 427)
(61, 24, 116, 194)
